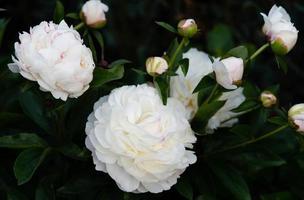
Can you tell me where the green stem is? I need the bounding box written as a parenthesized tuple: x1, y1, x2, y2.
(246, 43, 270, 62)
(204, 83, 219, 104)
(168, 37, 187, 69)
(209, 124, 289, 154)
(74, 22, 85, 30)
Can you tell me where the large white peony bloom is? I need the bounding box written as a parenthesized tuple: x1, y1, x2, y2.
(170, 48, 213, 119)
(81, 0, 109, 29)
(206, 87, 246, 133)
(8, 20, 95, 101)
(261, 5, 298, 54)
(85, 84, 197, 193)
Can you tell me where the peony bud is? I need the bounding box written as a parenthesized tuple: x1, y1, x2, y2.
(271, 32, 298, 55)
(288, 104, 304, 133)
(213, 57, 244, 90)
(177, 19, 198, 38)
(261, 5, 298, 55)
(80, 0, 109, 29)
(146, 57, 168, 76)
(260, 91, 277, 108)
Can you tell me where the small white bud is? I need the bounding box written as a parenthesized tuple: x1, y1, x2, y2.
(260, 91, 277, 108)
(146, 57, 168, 76)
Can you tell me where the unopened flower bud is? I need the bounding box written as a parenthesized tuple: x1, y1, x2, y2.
(261, 5, 298, 55)
(288, 103, 304, 133)
(80, 0, 109, 29)
(177, 19, 198, 38)
(146, 57, 168, 76)
(213, 57, 244, 90)
(271, 33, 298, 55)
(260, 91, 277, 108)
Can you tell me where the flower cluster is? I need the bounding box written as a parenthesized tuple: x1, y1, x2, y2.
(7, 1, 303, 196)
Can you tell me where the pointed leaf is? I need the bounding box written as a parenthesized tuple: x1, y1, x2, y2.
(53, 1, 64, 23)
(179, 58, 189, 76)
(19, 91, 51, 133)
(0, 133, 47, 149)
(91, 61, 127, 89)
(154, 76, 169, 105)
(191, 101, 226, 134)
(14, 148, 50, 185)
(226, 45, 248, 60)
(209, 162, 251, 200)
(155, 21, 177, 34)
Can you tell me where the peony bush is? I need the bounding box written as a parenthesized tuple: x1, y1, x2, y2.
(0, 1, 304, 199)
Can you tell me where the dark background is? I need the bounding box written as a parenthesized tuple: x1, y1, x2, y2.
(1, 0, 304, 199)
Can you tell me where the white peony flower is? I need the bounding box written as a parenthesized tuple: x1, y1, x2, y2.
(213, 57, 244, 90)
(170, 48, 213, 119)
(85, 84, 197, 193)
(206, 87, 246, 133)
(288, 104, 304, 134)
(8, 20, 95, 101)
(146, 57, 168, 76)
(261, 5, 298, 55)
(81, 0, 109, 29)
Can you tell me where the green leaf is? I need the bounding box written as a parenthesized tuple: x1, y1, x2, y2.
(261, 191, 294, 200)
(232, 100, 258, 113)
(179, 58, 189, 76)
(0, 18, 9, 47)
(57, 176, 103, 195)
(131, 68, 147, 76)
(207, 24, 234, 56)
(154, 76, 169, 105)
(265, 84, 280, 95)
(57, 143, 90, 160)
(236, 149, 286, 171)
(191, 101, 226, 134)
(209, 163, 251, 200)
(65, 12, 79, 20)
(19, 91, 51, 133)
(193, 75, 214, 94)
(175, 179, 193, 200)
(243, 81, 260, 99)
(7, 189, 28, 200)
(226, 45, 248, 60)
(14, 148, 50, 185)
(155, 21, 177, 34)
(53, 1, 64, 23)
(91, 60, 128, 89)
(275, 55, 288, 74)
(0, 133, 47, 149)
(92, 30, 104, 50)
(268, 116, 287, 126)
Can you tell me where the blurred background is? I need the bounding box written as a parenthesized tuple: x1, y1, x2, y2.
(0, 0, 304, 199)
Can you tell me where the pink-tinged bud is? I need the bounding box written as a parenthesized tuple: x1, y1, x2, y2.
(177, 19, 198, 38)
(288, 104, 304, 133)
(80, 0, 109, 29)
(260, 91, 277, 108)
